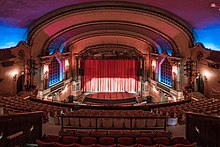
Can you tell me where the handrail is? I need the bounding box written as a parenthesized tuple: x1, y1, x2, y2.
(7, 131, 23, 140)
(30, 96, 190, 110)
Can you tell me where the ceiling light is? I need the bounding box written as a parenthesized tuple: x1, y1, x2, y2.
(210, 3, 216, 8)
(210, 2, 220, 11)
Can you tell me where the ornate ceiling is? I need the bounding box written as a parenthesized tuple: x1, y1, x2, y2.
(26, 2, 194, 57)
(0, 0, 219, 52)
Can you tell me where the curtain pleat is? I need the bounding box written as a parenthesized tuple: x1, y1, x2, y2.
(82, 59, 140, 92)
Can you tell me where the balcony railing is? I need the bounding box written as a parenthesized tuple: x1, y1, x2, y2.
(61, 115, 167, 131)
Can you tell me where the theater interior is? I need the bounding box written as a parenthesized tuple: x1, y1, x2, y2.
(0, 1, 220, 147)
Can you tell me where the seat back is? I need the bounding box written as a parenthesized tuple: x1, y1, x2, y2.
(80, 137, 97, 145)
(46, 135, 61, 142)
(62, 136, 79, 144)
(118, 137, 134, 145)
(99, 137, 115, 145)
(36, 139, 55, 147)
(136, 137, 153, 145)
(153, 137, 171, 145)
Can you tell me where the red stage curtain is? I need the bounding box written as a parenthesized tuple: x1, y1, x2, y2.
(82, 59, 140, 92)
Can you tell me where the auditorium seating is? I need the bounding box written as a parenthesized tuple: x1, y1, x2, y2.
(62, 136, 79, 144)
(0, 95, 71, 122)
(152, 98, 220, 124)
(99, 137, 115, 145)
(36, 139, 55, 147)
(2, 94, 218, 128)
(136, 137, 153, 145)
(46, 135, 61, 142)
(0, 111, 42, 146)
(36, 131, 196, 147)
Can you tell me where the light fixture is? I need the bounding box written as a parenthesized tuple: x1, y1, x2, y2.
(65, 59, 69, 70)
(203, 71, 210, 81)
(43, 64, 49, 74)
(210, 2, 216, 8)
(210, 2, 220, 11)
(13, 74, 17, 81)
(11, 71, 18, 81)
(152, 60, 156, 69)
(172, 65, 178, 75)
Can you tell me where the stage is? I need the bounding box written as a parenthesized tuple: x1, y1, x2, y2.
(83, 92, 138, 105)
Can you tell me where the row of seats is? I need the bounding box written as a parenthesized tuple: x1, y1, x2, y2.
(0, 95, 71, 122)
(38, 134, 192, 145)
(152, 98, 220, 124)
(36, 141, 196, 147)
(59, 130, 173, 139)
(36, 134, 196, 147)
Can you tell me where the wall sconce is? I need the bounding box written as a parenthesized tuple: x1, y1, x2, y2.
(172, 65, 178, 76)
(204, 75, 207, 81)
(152, 60, 156, 70)
(13, 74, 17, 81)
(43, 65, 49, 74)
(203, 71, 210, 81)
(11, 71, 18, 81)
(65, 59, 69, 70)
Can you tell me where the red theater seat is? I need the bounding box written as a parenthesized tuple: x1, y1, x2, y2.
(96, 144, 117, 147)
(36, 139, 55, 147)
(46, 134, 61, 142)
(54, 143, 75, 147)
(80, 137, 97, 145)
(62, 136, 79, 144)
(99, 137, 115, 145)
(75, 143, 96, 147)
(171, 137, 190, 145)
(153, 137, 171, 145)
(174, 142, 196, 147)
(136, 137, 153, 145)
(118, 137, 134, 145)
(117, 144, 137, 147)
(138, 144, 158, 147)
(158, 144, 176, 147)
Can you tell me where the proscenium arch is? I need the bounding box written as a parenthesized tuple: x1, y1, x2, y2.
(42, 21, 178, 56)
(27, 1, 195, 58)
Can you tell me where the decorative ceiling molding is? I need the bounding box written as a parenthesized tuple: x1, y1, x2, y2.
(43, 21, 177, 56)
(78, 44, 143, 60)
(27, 2, 194, 58)
(62, 31, 158, 54)
(28, 1, 193, 43)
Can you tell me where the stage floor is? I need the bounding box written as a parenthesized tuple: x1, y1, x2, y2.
(83, 92, 138, 105)
(85, 92, 137, 100)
